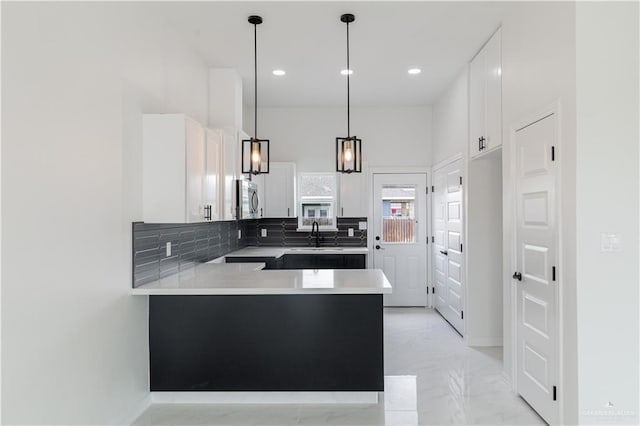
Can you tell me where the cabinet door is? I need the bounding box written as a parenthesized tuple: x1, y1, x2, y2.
(338, 173, 366, 217)
(484, 28, 502, 151)
(469, 49, 486, 158)
(204, 129, 223, 221)
(263, 162, 296, 218)
(222, 130, 239, 220)
(185, 117, 205, 223)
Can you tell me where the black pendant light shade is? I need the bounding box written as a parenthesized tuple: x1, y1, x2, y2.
(336, 13, 362, 174)
(242, 15, 270, 175)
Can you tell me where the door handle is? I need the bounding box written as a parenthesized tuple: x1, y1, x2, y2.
(512, 272, 522, 281)
(375, 245, 384, 250)
(440, 250, 448, 256)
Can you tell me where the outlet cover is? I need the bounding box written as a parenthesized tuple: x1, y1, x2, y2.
(358, 221, 367, 230)
(165, 242, 171, 257)
(348, 228, 354, 237)
(261, 228, 267, 237)
(601, 233, 621, 252)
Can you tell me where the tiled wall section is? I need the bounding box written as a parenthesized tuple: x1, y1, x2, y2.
(247, 217, 368, 248)
(132, 217, 367, 287)
(132, 220, 253, 287)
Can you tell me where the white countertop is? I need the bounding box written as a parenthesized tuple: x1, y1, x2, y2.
(224, 246, 369, 258)
(131, 263, 391, 296)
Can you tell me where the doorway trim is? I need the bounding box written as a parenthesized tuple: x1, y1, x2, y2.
(367, 167, 430, 304)
(508, 100, 564, 423)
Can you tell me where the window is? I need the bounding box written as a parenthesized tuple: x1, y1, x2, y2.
(381, 185, 416, 243)
(298, 173, 337, 230)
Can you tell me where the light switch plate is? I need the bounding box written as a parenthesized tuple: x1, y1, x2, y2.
(261, 228, 267, 237)
(348, 228, 354, 237)
(165, 242, 171, 257)
(358, 221, 367, 230)
(601, 233, 621, 252)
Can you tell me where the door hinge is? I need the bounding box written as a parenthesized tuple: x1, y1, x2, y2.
(552, 266, 556, 281)
(431, 236, 435, 243)
(460, 243, 463, 252)
(426, 186, 428, 194)
(552, 146, 556, 161)
(432, 286, 435, 294)
(426, 286, 429, 294)
(426, 236, 429, 245)
(431, 185, 435, 192)
(459, 176, 463, 185)
(553, 386, 557, 401)
(461, 310, 464, 319)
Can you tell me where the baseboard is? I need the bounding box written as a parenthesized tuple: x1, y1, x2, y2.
(150, 391, 379, 404)
(466, 336, 503, 347)
(119, 393, 152, 426)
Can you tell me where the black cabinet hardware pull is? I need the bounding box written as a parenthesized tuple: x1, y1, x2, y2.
(512, 272, 522, 281)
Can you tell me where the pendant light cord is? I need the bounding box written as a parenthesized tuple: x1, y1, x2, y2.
(346, 20, 350, 138)
(254, 22, 258, 139)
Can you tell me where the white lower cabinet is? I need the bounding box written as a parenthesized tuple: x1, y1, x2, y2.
(143, 114, 207, 223)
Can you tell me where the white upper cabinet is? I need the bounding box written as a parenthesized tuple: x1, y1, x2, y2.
(339, 166, 367, 218)
(221, 129, 242, 220)
(204, 128, 223, 221)
(338, 161, 368, 217)
(259, 162, 296, 218)
(469, 28, 502, 158)
(143, 114, 206, 223)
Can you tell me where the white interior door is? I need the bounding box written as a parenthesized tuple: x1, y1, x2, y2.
(514, 112, 558, 424)
(373, 173, 427, 307)
(432, 159, 465, 334)
(432, 170, 447, 313)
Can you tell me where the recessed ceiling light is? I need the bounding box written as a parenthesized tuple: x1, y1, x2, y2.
(408, 68, 422, 75)
(341, 69, 354, 75)
(272, 69, 286, 76)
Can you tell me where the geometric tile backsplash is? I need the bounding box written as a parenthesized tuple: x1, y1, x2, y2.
(132, 217, 367, 287)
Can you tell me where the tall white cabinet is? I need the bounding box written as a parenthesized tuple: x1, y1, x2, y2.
(469, 28, 502, 158)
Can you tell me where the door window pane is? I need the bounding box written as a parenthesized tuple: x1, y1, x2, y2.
(382, 186, 416, 243)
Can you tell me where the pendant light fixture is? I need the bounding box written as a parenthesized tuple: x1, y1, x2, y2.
(336, 13, 362, 174)
(242, 15, 270, 175)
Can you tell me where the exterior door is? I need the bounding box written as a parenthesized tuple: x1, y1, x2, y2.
(432, 159, 465, 334)
(373, 173, 428, 307)
(514, 112, 558, 424)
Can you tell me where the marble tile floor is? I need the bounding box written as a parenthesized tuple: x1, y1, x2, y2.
(134, 308, 545, 425)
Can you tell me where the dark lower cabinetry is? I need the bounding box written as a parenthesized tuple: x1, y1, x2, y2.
(281, 254, 366, 270)
(149, 294, 383, 391)
(225, 256, 283, 270)
(226, 254, 366, 270)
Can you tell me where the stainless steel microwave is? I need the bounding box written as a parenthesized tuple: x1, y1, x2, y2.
(235, 179, 259, 220)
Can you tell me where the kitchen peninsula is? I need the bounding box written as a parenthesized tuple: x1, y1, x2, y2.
(132, 248, 391, 398)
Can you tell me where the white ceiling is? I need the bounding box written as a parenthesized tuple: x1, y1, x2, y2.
(161, 2, 508, 107)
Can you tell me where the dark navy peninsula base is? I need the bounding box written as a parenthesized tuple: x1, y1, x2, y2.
(149, 294, 384, 392)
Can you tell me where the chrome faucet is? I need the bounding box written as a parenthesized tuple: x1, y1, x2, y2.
(311, 221, 322, 248)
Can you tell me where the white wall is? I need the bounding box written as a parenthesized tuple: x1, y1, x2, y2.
(432, 68, 469, 165)
(2, 3, 208, 424)
(499, 3, 578, 422)
(245, 107, 433, 172)
(465, 152, 503, 346)
(576, 3, 639, 423)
